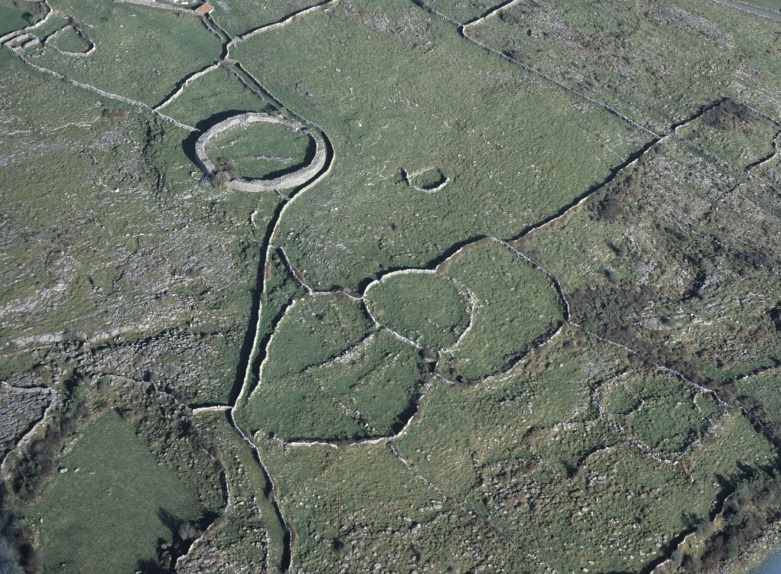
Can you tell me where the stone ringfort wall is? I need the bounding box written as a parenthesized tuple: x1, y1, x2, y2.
(194, 112, 327, 192)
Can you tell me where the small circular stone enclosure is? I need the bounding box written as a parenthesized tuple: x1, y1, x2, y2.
(365, 271, 471, 350)
(402, 167, 449, 193)
(195, 112, 327, 192)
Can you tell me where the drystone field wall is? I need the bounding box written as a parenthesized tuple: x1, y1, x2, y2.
(114, 0, 192, 14)
(194, 112, 327, 192)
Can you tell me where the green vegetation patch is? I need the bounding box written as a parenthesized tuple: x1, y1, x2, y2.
(47, 24, 91, 53)
(31, 0, 220, 105)
(243, 330, 425, 441)
(438, 240, 565, 382)
(163, 64, 274, 129)
(365, 271, 470, 349)
(24, 411, 207, 574)
(211, 118, 313, 181)
(736, 368, 781, 429)
(676, 100, 779, 171)
(261, 294, 374, 381)
(0, 0, 48, 35)
(602, 375, 721, 453)
(519, 139, 781, 384)
(470, 0, 781, 132)
(209, 0, 321, 37)
(419, 0, 508, 23)
(238, 293, 378, 439)
(234, 0, 649, 290)
(396, 326, 776, 573)
(256, 440, 537, 572)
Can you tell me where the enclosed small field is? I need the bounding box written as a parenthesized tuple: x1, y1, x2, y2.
(30, 0, 220, 105)
(162, 64, 275, 129)
(438, 239, 565, 382)
(23, 411, 209, 574)
(364, 271, 470, 350)
(210, 118, 314, 181)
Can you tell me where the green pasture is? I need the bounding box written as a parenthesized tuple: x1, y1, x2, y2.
(256, 439, 536, 572)
(242, 330, 425, 440)
(0, 0, 46, 35)
(163, 64, 274, 129)
(209, 0, 319, 37)
(470, 0, 781, 132)
(30, 0, 220, 105)
(438, 240, 565, 382)
(676, 100, 779, 171)
(24, 411, 207, 574)
(233, 0, 650, 291)
(364, 272, 470, 349)
(211, 119, 312, 180)
(48, 24, 91, 53)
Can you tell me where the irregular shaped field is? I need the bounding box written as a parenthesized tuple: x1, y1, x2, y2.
(469, 0, 781, 131)
(46, 24, 92, 54)
(519, 132, 781, 384)
(257, 440, 539, 572)
(31, 0, 220, 105)
(234, 0, 650, 290)
(438, 239, 565, 382)
(23, 411, 213, 574)
(244, 331, 425, 441)
(162, 64, 274, 129)
(364, 271, 470, 350)
(675, 100, 779, 171)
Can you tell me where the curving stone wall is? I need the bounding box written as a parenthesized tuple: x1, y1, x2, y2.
(194, 112, 327, 192)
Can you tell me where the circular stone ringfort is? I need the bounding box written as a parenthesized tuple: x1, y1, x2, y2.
(194, 112, 327, 192)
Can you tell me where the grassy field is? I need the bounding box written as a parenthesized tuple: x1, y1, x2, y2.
(23, 411, 208, 573)
(209, 0, 322, 37)
(237, 291, 435, 440)
(364, 271, 470, 349)
(470, 0, 781, 133)
(675, 100, 779, 171)
(211, 119, 313, 180)
(233, 0, 650, 291)
(518, 135, 781, 385)
(0, 0, 47, 35)
(256, 437, 538, 572)
(396, 326, 777, 573)
(438, 239, 565, 382)
(27, 0, 220, 105)
(163, 64, 275, 129)
(47, 24, 91, 53)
